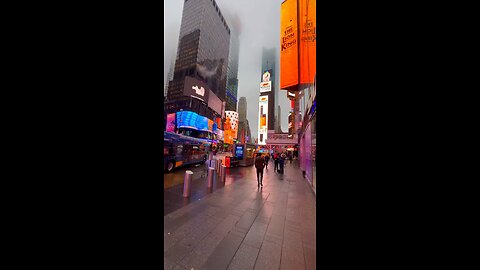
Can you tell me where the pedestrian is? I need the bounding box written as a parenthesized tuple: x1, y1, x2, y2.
(279, 152, 286, 174)
(255, 153, 265, 187)
(264, 154, 270, 169)
(274, 153, 279, 172)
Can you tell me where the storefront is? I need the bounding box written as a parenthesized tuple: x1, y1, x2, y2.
(298, 80, 316, 195)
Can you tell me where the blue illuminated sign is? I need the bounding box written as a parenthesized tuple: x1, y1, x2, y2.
(176, 111, 210, 131)
(176, 111, 199, 130)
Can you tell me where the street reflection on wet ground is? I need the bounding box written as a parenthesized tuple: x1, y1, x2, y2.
(163, 160, 293, 216)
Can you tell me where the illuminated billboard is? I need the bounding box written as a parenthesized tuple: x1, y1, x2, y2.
(260, 81, 272, 93)
(215, 129, 224, 141)
(299, 0, 316, 84)
(183, 76, 210, 103)
(258, 96, 268, 145)
(176, 111, 210, 131)
(166, 113, 176, 132)
(176, 111, 199, 130)
(224, 111, 239, 144)
(280, 0, 299, 89)
(197, 116, 208, 131)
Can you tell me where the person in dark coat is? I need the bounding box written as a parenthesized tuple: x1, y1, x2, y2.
(264, 154, 270, 169)
(254, 153, 265, 187)
(274, 153, 279, 172)
(279, 152, 286, 174)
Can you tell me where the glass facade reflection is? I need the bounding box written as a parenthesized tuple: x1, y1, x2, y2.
(226, 30, 240, 112)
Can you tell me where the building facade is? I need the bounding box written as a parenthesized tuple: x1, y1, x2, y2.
(258, 47, 277, 145)
(275, 105, 283, 133)
(237, 97, 251, 143)
(165, 0, 231, 124)
(225, 28, 240, 112)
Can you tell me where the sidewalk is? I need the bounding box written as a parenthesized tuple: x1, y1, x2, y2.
(164, 161, 316, 270)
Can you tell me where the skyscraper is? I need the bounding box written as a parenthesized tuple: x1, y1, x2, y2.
(225, 28, 240, 112)
(165, 0, 231, 122)
(238, 97, 247, 122)
(164, 59, 175, 98)
(261, 47, 276, 130)
(275, 105, 283, 133)
(237, 97, 251, 143)
(258, 47, 277, 145)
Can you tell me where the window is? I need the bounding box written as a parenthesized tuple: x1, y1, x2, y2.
(176, 145, 183, 155)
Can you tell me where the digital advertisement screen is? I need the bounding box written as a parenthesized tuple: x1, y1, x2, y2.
(258, 96, 268, 145)
(196, 115, 208, 131)
(176, 111, 199, 130)
(176, 111, 209, 131)
(224, 111, 239, 144)
(235, 145, 244, 159)
(166, 113, 175, 132)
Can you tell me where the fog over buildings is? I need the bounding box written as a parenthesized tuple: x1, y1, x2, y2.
(164, 0, 290, 140)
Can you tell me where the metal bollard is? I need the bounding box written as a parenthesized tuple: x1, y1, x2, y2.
(217, 159, 222, 174)
(221, 165, 226, 182)
(183, 170, 193, 197)
(207, 167, 214, 188)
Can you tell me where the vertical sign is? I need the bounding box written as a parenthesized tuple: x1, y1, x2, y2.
(166, 113, 176, 132)
(280, 0, 299, 89)
(258, 96, 269, 145)
(224, 111, 239, 145)
(299, 0, 316, 84)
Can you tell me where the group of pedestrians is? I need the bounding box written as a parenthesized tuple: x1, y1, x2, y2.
(255, 151, 290, 188)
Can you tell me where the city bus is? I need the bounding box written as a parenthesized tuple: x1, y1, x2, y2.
(164, 132, 209, 173)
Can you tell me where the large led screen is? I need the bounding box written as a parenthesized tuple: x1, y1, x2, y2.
(166, 113, 176, 132)
(176, 111, 198, 130)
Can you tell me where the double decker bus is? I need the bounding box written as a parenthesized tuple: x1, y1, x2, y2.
(164, 131, 209, 173)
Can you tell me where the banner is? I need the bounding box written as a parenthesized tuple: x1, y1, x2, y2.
(258, 96, 268, 145)
(299, 0, 316, 84)
(280, 0, 299, 89)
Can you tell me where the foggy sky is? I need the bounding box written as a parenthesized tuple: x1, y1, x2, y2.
(164, 0, 289, 140)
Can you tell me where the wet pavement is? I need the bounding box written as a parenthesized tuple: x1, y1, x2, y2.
(164, 160, 316, 270)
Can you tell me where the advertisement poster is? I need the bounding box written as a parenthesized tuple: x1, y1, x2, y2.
(260, 81, 272, 93)
(166, 113, 176, 132)
(299, 0, 316, 84)
(258, 96, 268, 145)
(280, 0, 299, 89)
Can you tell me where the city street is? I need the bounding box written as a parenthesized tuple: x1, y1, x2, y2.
(164, 160, 316, 270)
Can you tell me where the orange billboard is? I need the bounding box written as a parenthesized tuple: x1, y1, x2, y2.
(280, 0, 299, 89)
(299, 0, 316, 84)
(224, 111, 239, 145)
